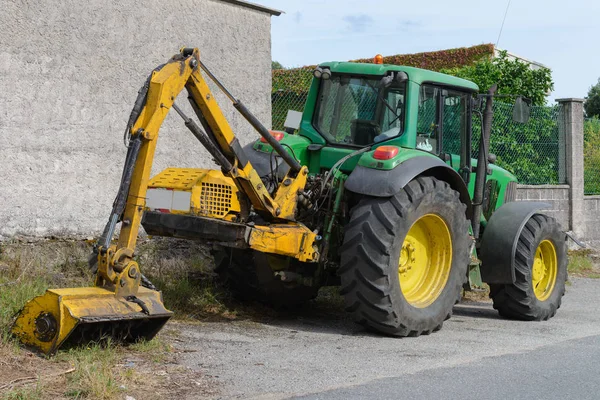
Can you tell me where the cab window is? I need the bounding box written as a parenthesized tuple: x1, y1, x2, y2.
(417, 85, 470, 154)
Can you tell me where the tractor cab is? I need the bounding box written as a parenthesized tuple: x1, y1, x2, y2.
(295, 61, 479, 183)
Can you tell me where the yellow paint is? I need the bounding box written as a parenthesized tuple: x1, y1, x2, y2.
(11, 287, 172, 355)
(148, 168, 241, 218)
(272, 166, 309, 220)
(399, 214, 453, 308)
(249, 223, 319, 262)
(532, 240, 558, 301)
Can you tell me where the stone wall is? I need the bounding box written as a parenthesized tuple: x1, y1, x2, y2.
(516, 185, 570, 231)
(0, 0, 275, 237)
(583, 196, 600, 247)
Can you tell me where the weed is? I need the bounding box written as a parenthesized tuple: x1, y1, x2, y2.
(130, 337, 172, 363)
(568, 250, 596, 277)
(1, 383, 43, 400)
(58, 341, 122, 399)
(150, 274, 234, 320)
(0, 239, 215, 399)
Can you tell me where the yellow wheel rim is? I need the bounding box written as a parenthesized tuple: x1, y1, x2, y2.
(398, 214, 453, 308)
(532, 240, 558, 301)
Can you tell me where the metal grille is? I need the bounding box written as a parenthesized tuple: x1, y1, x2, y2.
(504, 181, 518, 203)
(199, 182, 233, 217)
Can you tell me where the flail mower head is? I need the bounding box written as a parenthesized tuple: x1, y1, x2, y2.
(12, 286, 172, 355)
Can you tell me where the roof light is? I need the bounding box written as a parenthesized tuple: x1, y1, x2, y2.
(373, 145, 399, 160)
(374, 54, 383, 64)
(314, 66, 331, 80)
(260, 130, 285, 143)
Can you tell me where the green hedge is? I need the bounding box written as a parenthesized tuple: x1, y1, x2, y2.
(584, 118, 600, 194)
(354, 43, 495, 71)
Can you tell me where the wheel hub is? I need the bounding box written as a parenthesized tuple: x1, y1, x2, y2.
(398, 214, 453, 308)
(399, 243, 416, 274)
(532, 240, 558, 301)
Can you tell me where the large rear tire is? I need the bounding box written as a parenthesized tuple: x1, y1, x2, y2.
(340, 177, 470, 336)
(489, 214, 567, 320)
(213, 248, 318, 308)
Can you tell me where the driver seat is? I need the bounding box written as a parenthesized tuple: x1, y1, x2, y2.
(350, 119, 380, 145)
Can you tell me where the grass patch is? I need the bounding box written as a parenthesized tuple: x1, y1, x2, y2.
(0, 239, 207, 399)
(130, 337, 172, 363)
(137, 238, 239, 321)
(0, 278, 48, 344)
(57, 341, 122, 399)
(568, 249, 600, 278)
(0, 240, 94, 345)
(1, 383, 44, 400)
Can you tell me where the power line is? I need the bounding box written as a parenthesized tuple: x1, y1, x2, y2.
(496, 0, 512, 47)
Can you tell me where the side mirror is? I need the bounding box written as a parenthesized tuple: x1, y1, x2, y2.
(513, 96, 530, 124)
(283, 110, 302, 134)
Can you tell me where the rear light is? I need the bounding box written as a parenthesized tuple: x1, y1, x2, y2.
(373, 146, 399, 160)
(260, 130, 285, 143)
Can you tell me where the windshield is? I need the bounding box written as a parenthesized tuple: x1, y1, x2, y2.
(313, 74, 406, 146)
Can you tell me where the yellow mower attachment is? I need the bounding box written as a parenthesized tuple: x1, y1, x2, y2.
(12, 287, 171, 355)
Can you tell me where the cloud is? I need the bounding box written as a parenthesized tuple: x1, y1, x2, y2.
(399, 19, 422, 30)
(343, 14, 374, 33)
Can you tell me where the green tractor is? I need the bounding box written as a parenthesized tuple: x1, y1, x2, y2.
(223, 59, 568, 334)
(15, 50, 568, 355)
(138, 53, 567, 337)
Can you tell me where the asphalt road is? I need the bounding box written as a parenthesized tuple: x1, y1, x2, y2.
(298, 334, 600, 400)
(174, 278, 600, 399)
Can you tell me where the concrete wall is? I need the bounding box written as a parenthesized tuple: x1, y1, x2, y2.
(583, 196, 600, 247)
(0, 0, 273, 237)
(516, 185, 570, 231)
(517, 184, 600, 248)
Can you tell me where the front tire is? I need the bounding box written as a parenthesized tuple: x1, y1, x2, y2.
(490, 214, 567, 320)
(340, 177, 470, 336)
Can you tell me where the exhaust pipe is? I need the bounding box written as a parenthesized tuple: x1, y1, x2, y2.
(472, 84, 497, 239)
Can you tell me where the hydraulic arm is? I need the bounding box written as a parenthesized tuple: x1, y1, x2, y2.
(13, 48, 316, 354)
(95, 47, 315, 297)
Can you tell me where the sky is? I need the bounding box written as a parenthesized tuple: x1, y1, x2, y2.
(258, 0, 600, 102)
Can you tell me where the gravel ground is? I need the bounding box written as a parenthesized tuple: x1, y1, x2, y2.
(173, 278, 600, 399)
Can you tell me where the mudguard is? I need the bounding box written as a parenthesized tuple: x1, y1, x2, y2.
(479, 201, 550, 284)
(344, 156, 472, 217)
(243, 142, 290, 179)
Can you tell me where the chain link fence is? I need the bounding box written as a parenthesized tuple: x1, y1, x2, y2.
(584, 118, 600, 194)
(480, 102, 562, 185)
(272, 67, 314, 131)
(271, 69, 564, 185)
